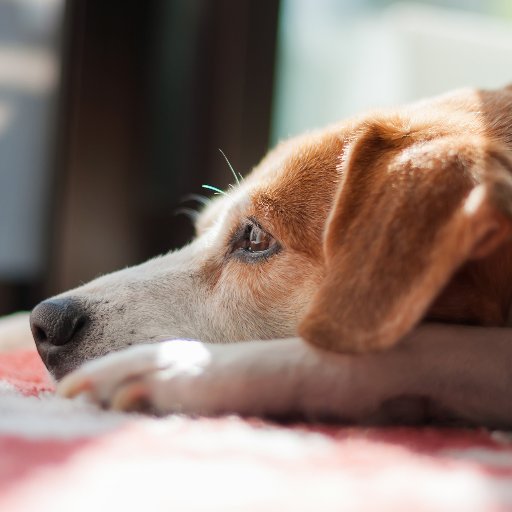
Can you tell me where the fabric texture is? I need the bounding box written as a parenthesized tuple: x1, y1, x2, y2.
(1, 346, 512, 511)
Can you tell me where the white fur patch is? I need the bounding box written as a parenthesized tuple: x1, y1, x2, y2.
(463, 185, 487, 216)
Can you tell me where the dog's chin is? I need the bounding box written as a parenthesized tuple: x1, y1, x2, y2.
(45, 361, 79, 382)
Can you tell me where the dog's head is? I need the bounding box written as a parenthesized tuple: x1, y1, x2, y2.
(31, 86, 512, 379)
(31, 128, 346, 379)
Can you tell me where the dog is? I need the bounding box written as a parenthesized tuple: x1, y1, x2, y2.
(30, 85, 512, 426)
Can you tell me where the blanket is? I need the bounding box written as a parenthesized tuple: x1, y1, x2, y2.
(1, 314, 512, 511)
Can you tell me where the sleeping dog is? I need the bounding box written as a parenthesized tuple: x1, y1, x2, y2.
(31, 85, 512, 426)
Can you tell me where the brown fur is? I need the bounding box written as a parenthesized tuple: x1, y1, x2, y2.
(298, 87, 512, 352)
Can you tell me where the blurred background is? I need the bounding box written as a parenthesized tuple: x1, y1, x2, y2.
(0, 0, 511, 315)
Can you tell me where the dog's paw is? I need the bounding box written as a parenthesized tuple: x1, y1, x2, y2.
(57, 340, 222, 415)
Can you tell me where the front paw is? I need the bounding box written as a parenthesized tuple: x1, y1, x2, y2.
(57, 340, 216, 415)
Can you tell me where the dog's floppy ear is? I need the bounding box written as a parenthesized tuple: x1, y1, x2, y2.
(299, 118, 512, 353)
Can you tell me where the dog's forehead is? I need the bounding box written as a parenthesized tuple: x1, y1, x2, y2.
(249, 132, 344, 220)
(248, 128, 345, 184)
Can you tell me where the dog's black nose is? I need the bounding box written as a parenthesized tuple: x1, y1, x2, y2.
(30, 298, 88, 347)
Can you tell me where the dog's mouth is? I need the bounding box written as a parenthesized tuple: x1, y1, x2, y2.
(35, 341, 81, 380)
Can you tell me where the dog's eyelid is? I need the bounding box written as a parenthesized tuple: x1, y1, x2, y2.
(249, 220, 283, 253)
(246, 216, 277, 240)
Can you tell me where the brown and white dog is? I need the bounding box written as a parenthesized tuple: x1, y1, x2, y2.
(30, 86, 512, 426)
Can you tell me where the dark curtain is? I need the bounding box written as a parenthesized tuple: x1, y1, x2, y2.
(0, 0, 279, 313)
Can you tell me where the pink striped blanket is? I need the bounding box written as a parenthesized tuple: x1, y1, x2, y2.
(1, 347, 512, 511)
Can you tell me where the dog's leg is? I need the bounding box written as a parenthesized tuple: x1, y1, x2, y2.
(58, 324, 512, 427)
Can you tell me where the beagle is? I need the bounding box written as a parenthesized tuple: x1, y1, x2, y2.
(30, 85, 512, 426)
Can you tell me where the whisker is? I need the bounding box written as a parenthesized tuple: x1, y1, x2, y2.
(174, 207, 200, 222)
(181, 193, 211, 207)
(202, 184, 228, 196)
(219, 148, 242, 185)
(150, 335, 191, 343)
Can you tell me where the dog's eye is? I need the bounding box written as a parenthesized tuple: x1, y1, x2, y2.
(246, 224, 274, 252)
(231, 221, 279, 261)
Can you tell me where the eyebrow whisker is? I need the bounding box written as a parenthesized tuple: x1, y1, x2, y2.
(202, 184, 228, 196)
(219, 148, 243, 185)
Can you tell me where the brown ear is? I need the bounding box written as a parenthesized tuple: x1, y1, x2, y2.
(299, 118, 512, 353)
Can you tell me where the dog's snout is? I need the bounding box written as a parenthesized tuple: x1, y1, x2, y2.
(30, 298, 88, 348)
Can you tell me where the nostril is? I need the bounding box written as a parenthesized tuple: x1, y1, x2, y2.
(71, 315, 87, 338)
(32, 325, 48, 344)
